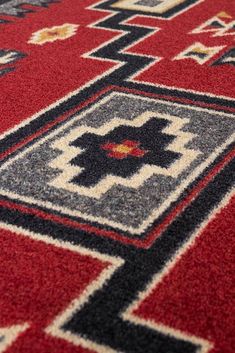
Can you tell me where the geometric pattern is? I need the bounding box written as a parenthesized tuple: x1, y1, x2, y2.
(0, 91, 234, 238)
(173, 42, 225, 64)
(191, 11, 235, 37)
(110, 0, 201, 17)
(0, 0, 57, 18)
(0, 0, 234, 353)
(49, 110, 198, 196)
(189, 11, 235, 66)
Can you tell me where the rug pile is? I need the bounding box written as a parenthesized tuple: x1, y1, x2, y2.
(0, 0, 234, 352)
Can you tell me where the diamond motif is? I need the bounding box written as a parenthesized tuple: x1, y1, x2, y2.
(28, 24, 79, 45)
(68, 117, 180, 188)
(101, 140, 148, 159)
(1, 91, 232, 235)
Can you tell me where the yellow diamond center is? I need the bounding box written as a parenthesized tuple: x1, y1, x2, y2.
(114, 144, 133, 154)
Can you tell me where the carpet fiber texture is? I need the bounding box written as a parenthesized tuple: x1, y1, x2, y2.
(0, 0, 234, 352)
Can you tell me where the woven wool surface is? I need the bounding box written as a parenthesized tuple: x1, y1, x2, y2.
(0, 0, 234, 352)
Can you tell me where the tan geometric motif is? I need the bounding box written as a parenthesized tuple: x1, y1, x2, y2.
(173, 42, 225, 64)
(28, 24, 79, 45)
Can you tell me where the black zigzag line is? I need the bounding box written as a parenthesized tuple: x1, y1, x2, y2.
(0, 5, 157, 153)
(0, 3, 234, 352)
(60, 158, 235, 353)
(1, 3, 235, 154)
(1, 154, 234, 353)
(1, 2, 235, 155)
(88, 10, 155, 80)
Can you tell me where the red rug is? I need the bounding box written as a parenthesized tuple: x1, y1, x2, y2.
(0, 0, 234, 352)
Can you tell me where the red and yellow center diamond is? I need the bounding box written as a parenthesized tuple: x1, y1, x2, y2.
(101, 140, 148, 159)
